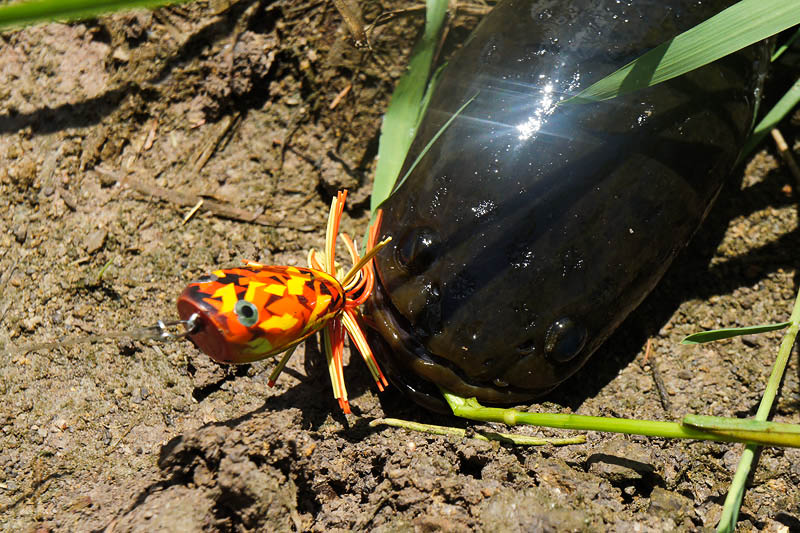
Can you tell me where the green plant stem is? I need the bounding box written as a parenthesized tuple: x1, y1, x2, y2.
(442, 393, 800, 448)
(716, 283, 800, 532)
(369, 418, 586, 446)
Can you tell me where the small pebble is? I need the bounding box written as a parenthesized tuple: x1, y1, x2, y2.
(13, 225, 26, 243)
(98, 172, 117, 188)
(84, 229, 107, 254)
(741, 334, 760, 347)
(131, 390, 142, 404)
(723, 449, 740, 472)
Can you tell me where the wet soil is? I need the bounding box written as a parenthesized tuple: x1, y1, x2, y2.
(0, 1, 799, 531)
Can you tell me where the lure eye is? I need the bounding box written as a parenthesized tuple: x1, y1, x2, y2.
(544, 317, 586, 363)
(234, 300, 259, 327)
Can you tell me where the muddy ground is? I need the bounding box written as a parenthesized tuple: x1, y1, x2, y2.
(0, 1, 798, 531)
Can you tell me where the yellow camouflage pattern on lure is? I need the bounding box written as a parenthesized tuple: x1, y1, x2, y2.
(177, 190, 390, 413)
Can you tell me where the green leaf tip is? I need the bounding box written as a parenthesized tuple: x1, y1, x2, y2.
(564, 0, 800, 105)
(681, 321, 792, 345)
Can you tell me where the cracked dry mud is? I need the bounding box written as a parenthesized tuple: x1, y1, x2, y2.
(0, 2, 799, 531)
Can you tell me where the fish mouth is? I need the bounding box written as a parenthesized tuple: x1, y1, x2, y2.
(367, 275, 553, 411)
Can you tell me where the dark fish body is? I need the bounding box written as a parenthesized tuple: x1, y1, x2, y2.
(368, 0, 768, 411)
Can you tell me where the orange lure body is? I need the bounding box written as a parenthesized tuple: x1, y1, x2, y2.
(177, 266, 345, 364)
(177, 191, 389, 413)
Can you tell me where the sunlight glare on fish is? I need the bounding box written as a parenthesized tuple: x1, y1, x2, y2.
(516, 82, 558, 141)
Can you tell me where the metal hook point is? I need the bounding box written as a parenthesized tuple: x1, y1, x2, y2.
(151, 314, 200, 342)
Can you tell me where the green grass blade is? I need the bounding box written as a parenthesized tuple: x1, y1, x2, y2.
(389, 92, 476, 196)
(95, 256, 114, 283)
(680, 321, 791, 344)
(0, 0, 187, 29)
(718, 448, 754, 532)
(371, 0, 449, 214)
(742, 77, 800, 156)
(771, 26, 800, 62)
(683, 415, 800, 448)
(716, 283, 800, 531)
(565, 0, 800, 104)
(685, 415, 800, 434)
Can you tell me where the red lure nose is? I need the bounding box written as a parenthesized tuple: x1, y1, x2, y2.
(177, 289, 237, 363)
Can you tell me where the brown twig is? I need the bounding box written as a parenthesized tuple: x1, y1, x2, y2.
(643, 337, 652, 363)
(95, 167, 295, 228)
(142, 118, 159, 152)
(57, 187, 79, 211)
(642, 340, 672, 414)
(770, 128, 800, 190)
(369, 3, 427, 29)
(329, 83, 352, 110)
(279, 107, 308, 168)
(283, 0, 324, 17)
(192, 113, 241, 174)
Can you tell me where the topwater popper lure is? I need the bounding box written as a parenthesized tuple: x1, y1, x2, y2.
(177, 191, 390, 413)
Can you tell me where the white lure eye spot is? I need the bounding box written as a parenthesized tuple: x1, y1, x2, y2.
(234, 300, 259, 327)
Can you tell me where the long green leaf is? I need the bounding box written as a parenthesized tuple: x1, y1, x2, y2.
(681, 322, 791, 344)
(370, 0, 448, 214)
(0, 0, 187, 29)
(566, 0, 800, 104)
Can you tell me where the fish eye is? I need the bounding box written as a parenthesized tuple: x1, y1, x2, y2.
(234, 300, 259, 327)
(544, 317, 586, 363)
(396, 227, 439, 274)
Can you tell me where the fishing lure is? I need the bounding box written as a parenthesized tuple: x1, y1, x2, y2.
(177, 191, 390, 413)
